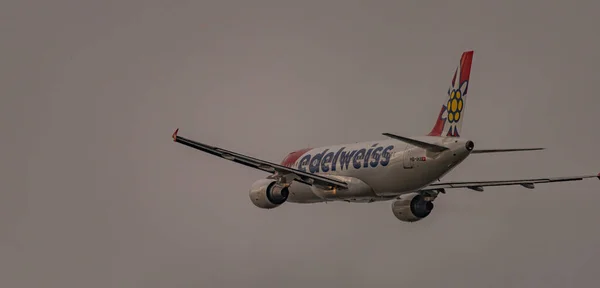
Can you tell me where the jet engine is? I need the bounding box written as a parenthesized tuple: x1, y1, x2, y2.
(391, 193, 434, 222)
(249, 179, 290, 209)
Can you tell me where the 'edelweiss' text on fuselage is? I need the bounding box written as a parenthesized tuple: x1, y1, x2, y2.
(296, 144, 395, 173)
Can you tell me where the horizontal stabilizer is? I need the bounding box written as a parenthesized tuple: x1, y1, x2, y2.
(382, 133, 449, 152)
(471, 148, 545, 154)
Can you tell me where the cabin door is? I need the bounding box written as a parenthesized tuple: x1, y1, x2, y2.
(403, 144, 413, 169)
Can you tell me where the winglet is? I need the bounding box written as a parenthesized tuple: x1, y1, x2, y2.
(597, 172, 600, 180)
(172, 128, 179, 141)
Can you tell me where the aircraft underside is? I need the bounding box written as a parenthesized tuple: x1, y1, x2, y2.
(248, 176, 441, 222)
(249, 173, 442, 222)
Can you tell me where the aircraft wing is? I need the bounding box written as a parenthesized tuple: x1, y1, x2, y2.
(424, 174, 600, 191)
(171, 129, 348, 189)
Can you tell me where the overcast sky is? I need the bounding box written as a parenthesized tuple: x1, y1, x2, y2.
(2, 0, 600, 287)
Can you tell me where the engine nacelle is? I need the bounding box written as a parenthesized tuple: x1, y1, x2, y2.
(391, 193, 434, 222)
(249, 179, 290, 209)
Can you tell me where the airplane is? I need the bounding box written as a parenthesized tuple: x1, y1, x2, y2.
(171, 50, 599, 222)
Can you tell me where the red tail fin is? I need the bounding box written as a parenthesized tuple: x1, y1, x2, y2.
(428, 51, 474, 137)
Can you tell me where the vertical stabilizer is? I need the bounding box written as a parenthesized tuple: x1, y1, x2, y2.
(428, 51, 474, 137)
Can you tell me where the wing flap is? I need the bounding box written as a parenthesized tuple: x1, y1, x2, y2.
(172, 129, 348, 189)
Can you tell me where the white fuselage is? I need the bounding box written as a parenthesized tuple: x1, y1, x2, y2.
(283, 136, 473, 203)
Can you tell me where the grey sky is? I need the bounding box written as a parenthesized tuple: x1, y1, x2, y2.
(2, 0, 600, 287)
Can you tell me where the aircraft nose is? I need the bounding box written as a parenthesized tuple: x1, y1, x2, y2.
(465, 140, 474, 151)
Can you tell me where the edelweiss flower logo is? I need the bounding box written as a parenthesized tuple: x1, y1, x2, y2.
(441, 68, 469, 137)
(447, 87, 464, 123)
